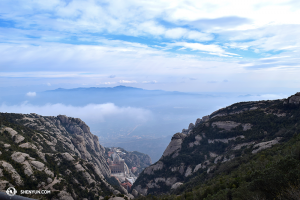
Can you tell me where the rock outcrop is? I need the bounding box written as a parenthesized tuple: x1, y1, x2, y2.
(133, 92, 300, 195)
(0, 112, 129, 199)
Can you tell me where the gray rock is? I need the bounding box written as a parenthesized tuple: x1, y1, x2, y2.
(0, 168, 3, 177)
(212, 121, 241, 131)
(75, 163, 85, 172)
(14, 134, 25, 144)
(47, 178, 53, 184)
(0, 161, 23, 186)
(132, 189, 138, 197)
(171, 182, 183, 190)
(252, 138, 282, 154)
(126, 194, 134, 199)
(134, 185, 148, 196)
(23, 161, 34, 176)
(108, 197, 126, 200)
(165, 177, 177, 186)
(11, 152, 30, 163)
(162, 133, 186, 157)
(44, 167, 54, 177)
(30, 161, 45, 171)
(193, 164, 202, 173)
(4, 127, 18, 137)
(61, 153, 75, 161)
(4, 144, 11, 148)
(57, 190, 74, 200)
(144, 161, 164, 175)
(0, 180, 9, 191)
(188, 123, 194, 130)
(19, 142, 37, 149)
(184, 166, 193, 177)
(289, 93, 300, 105)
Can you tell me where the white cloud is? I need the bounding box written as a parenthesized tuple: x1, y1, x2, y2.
(170, 42, 238, 57)
(104, 82, 116, 85)
(142, 80, 157, 84)
(26, 92, 36, 97)
(0, 102, 152, 124)
(119, 80, 137, 83)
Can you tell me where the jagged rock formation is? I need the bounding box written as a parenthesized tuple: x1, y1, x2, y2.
(133, 92, 300, 195)
(105, 147, 151, 177)
(0, 113, 133, 199)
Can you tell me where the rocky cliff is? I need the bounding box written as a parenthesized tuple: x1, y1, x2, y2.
(0, 113, 133, 199)
(105, 147, 152, 177)
(133, 92, 300, 196)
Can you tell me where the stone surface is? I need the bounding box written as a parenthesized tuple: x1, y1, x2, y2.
(252, 138, 282, 154)
(14, 134, 25, 144)
(135, 185, 148, 196)
(212, 121, 241, 131)
(171, 182, 183, 190)
(193, 164, 202, 173)
(75, 163, 85, 172)
(109, 197, 126, 200)
(23, 161, 34, 176)
(144, 161, 164, 175)
(0, 161, 23, 186)
(289, 93, 300, 105)
(162, 133, 186, 157)
(61, 153, 75, 161)
(11, 152, 30, 163)
(4, 127, 18, 137)
(30, 161, 45, 171)
(132, 189, 138, 197)
(184, 166, 193, 177)
(19, 142, 37, 149)
(57, 191, 74, 200)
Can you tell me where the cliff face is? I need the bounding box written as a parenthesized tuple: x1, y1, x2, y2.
(0, 113, 132, 199)
(133, 92, 300, 196)
(105, 147, 152, 176)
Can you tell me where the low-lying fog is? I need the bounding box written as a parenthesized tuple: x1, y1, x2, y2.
(0, 86, 289, 162)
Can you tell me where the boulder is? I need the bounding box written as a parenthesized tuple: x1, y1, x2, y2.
(14, 134, 25, 144)
(11, 152, 30, 163)
(4, 127, 18, 137)
(184, 166, 193, 177)
(30, 161, 45, 171)
(19, 142, 37, 150)
(171, 182, 183, 190)
(23, 161, 34, 176)
(61, 153, 75, 161)
(0, 161, 23, 186)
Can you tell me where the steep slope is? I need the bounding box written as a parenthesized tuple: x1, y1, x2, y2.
(0, 113, 132, 199)
(104, 147, 152, 177)
(133, 92, 300, 196)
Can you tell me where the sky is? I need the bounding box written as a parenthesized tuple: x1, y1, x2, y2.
(0, 0, 300, 94)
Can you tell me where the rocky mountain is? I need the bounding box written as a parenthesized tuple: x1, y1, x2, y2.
(0, 113, 133, 200)
(133, 92, 300, 197)
(104, 147, 152, 177)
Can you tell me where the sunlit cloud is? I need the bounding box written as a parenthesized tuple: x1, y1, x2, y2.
(0, 102, 152, 124)
(26, 92, 36, 97)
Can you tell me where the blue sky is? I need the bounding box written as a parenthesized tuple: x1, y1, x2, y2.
(0, 0, 300, 93)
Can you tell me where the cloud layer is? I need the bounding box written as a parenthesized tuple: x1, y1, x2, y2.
(0, 0, 300, 93)
(0, 102, 152, 124)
